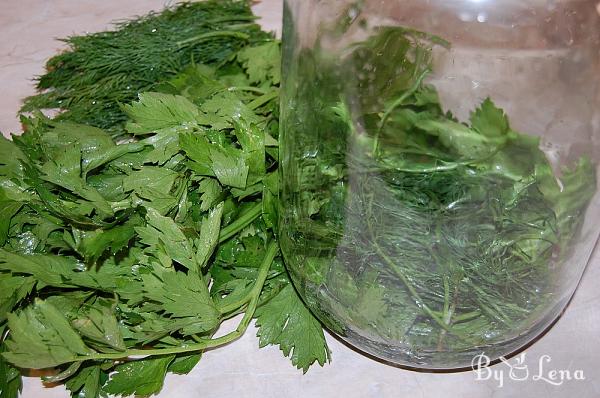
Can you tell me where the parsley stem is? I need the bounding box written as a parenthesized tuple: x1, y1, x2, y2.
(218, 202, 262, 243)
(227, 86, 268, 95)
(377, 68, 429, 132)
(247, 91, 279, 111)
(218, 292, 252, 315)
(60, 242, 279, 365)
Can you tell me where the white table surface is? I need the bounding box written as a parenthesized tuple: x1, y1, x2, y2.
(1, 1, 599, 397)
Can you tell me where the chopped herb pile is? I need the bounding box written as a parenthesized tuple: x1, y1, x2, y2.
(1, 2, 330, 398)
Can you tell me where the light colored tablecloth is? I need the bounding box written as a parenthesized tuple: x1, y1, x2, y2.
(1, 1, 598, 397)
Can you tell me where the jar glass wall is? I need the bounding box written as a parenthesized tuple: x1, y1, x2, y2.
(279, 0, 600, 368)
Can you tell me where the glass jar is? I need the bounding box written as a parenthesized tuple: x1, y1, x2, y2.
(279, 0, 600, 369)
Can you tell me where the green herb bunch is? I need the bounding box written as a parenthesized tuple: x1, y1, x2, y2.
(279, 26, 596, 365)
(0, 4, 330, 398)
(21, 0, 271, 134)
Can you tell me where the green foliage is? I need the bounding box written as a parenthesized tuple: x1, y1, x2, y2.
(281, 26, 596, 356)
(104, 356, 175, 397)
(237, 42, 282, 85)
(21, 0, 272, 133)
(255, 284, 331, 372)
(64, 363, 108, 398)
(123, 93, 202, 135)
(71, 298, 126, 353)
(139, 267, 220, 335)
(4, 300, 94, 369)
(0, 337, 22, 398)
(1, 6, 330, 397)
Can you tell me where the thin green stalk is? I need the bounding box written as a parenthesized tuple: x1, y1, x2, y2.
(218, 202, 262, 243)
(373, 68, 429, 155)
(207, 15, 258, 24)
(44, 242, 278, 367)
(247, 91, 279, 111)
(373, 243, 451, 332)
(227, 86, 269, 95)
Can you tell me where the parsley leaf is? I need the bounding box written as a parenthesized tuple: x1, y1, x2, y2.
(64, 362, 108, 398)
(71, 298, 126, 353)
(104, 356, 175, 397)
(3, 300, 94, 369)
(140, 267, 220, 335)
(470, 97, 510, 137)
(237, 42, 282, 85)
(0, 5, 332, 397)
(255, 284, 331, 373)
(123, 92, 201, 135)
(0, 340, 22, 398)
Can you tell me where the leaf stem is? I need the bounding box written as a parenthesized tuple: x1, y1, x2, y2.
(227, 86, 268, 95)
(247, 91, 279, 111)
(218, 202, 262, 243)
(373, 243, 451, 332)
(48, 242, 278, 367)
(374, 243, 478, 347)
(374, 68, 430, 155)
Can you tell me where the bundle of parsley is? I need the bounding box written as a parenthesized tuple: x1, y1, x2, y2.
(1, 2, 330, 397)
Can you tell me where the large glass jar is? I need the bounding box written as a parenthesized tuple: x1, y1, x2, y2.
(279, 0, 600, 369)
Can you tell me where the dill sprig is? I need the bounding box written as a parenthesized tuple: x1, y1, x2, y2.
(21, 0, 272, 133)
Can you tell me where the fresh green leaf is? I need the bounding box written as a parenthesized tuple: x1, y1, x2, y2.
(234, 120, 266, 185)
(0, 136, 26, 180)
(197, 179, 224, 212)
(237, 42, 281, 85)
(0, 274, 35, 323)
(209, 146, 249, 189)
(195, 202, 224, 269)
(71, 221, 139, 264)
(0, 250, 127, 291)
(0, 340, 22, 398)
(179, 133, 214, 176)
(167, 353, 202, 375)
(255, 284, 331, 372)
(140, 267, 220, 335)
(104, 356, 175, 397)
(136, 208, 197, 270)
(182, 133, 250, 189)
(65, 362, 108, 398)
(414, 118, 508, 159)
(72, 298, 126, 353)
(470, 97, 510, 137)
(0, 197, 22, 247)
(0, 369, 21, 398)
(124, 93, 201, 135)
(199, 92, 261, 130)
(3, 300, 94, 368)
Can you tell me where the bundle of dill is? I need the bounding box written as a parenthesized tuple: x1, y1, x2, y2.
(21, 0, 272, 133)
